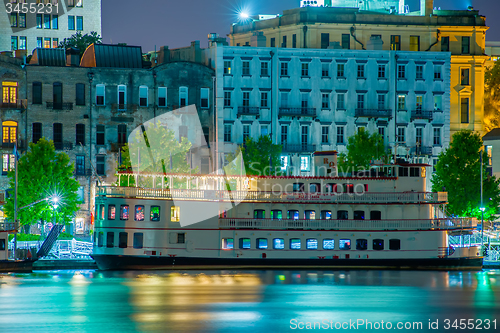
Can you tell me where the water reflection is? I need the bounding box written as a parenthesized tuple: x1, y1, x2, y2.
(0, 270, 499, 332)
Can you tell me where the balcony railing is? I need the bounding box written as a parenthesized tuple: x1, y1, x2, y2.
(0, 99, 26, 110)
(355, 109, 392, 118)
(411, 146, 433, 155)
(237, 106, 260, 117)
(54, 142, 73, 150)
(46, 102, 74, 110)
(218, 217, 477, 231)
(278, 107, 316, 117)
(282, 144, 316, 153)
(411, 110, 433, 121)
(111, 104, 138, 112)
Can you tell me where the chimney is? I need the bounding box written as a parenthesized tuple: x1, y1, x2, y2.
(250, 31, 266, 47)
(366, 36, 384, 50)
(65, 47, 80, 66)
(420, 0, 433, 16)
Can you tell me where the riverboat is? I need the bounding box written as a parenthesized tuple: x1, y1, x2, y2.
(92, 152, 482, 271)
(0, 222, 34, 273)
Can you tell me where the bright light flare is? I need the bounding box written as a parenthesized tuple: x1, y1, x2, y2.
(239, 12, 249, 19)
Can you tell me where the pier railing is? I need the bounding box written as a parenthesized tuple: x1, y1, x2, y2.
(97, 186, 448, 204)
(218, 217, 476, 231)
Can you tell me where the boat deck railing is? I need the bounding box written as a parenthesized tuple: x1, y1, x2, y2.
(97, 186, 448, 204)
(0, 221, 18, 232)
(218, 217, 476, 231)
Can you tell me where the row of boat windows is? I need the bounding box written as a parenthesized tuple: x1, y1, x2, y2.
(222, 238, 401, 251)
(97, 204, 180, 222)
(245, 210, 382, 220)
(292, 183, 368, 194)
(96, 232, 187, 249)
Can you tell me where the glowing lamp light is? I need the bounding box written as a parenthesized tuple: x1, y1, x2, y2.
(480, 207, 486, 212)
(239, 12, 249, 19)
(53, 204, 59, 210)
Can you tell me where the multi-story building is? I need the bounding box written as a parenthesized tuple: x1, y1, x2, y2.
(0, 44, 215, 234)
(229, 0, 488, 136)
(0, 0, 102, 54)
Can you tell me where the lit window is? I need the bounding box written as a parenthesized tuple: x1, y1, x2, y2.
(239, 238, 251, 249)
(306, 239, 318, 250)
(281, 156, 288, 171)
(135, 205, 145, 221)
(150, 206, 160, 221)
(224, 61, 232, 75)
(288, 210, 299, 219)
(108, 205, 116, 220)
(171, 206, 180, 222)
(339, 239, 351, 250)
(2, 120, 17, 146)
(270, 210, 282, 219)
(323, 239, 334, 250)
(300, 156, 309, 171)
(273, 238, 285, 249)
(290, 238, 301, 250)
(222, 238, 234, 249)
(120, 205, 129, 220)
(99, 204, 105, 220)
(305, 210, 315, 220)
(257, 238, 268, 249)
(2, 154, 15, 174)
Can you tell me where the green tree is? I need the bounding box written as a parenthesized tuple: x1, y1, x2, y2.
(117, 121, 196, 187)
(337, 130, 388, 173)
(431, 130, 500, 220)
(58, 31, 102, 57)
(484, 60, 500, 132)
(226, 136, 283, 176)
(3, 138, 81, 227)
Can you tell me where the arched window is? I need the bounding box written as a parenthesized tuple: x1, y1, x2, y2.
(2, 121, 17, 146)
(179, 86, 188, 107)
(117, 85, 126, 110)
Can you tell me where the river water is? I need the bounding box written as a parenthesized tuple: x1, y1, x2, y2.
(1, 270, 499, 333)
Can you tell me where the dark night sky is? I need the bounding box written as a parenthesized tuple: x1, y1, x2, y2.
(102, 0, 500, 52)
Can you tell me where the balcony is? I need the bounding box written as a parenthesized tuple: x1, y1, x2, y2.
(110, 143, 125, 152)
(237, 106, 260, 117)
(411, 146, 433, 155)
(411, 110, 433, 121)
(46, 102, 73, 110)
(282, 143, 316, 153)
(355, 109, 392, 118)
(278, 107, 316, 118)
(54, 142, 73, 150)
(0, 99, 26, 111)
(111, 104, 138, 112)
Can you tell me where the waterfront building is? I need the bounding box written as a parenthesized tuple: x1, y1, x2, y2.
(228, 0, 488, 136)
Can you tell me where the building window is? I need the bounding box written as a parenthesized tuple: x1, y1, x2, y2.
(261, 62, 269, 76)
(397, 127, 405, 143)
(461, 98, 469, 123)
(260, 92, 268, 108)
(75, 83, 85, 106)
(2, 154, 15, 174)
(76, 16, 83, 30)
(337, 126, 344, 144)
(416, 65, 423, 79)
(300, 156, 310, 172)
(410, 36, 420, 51)
(434, 65, 442, 80)
(337, 93, 345, 109)
(179, 86, 188, 107)
(224, 60, 232, 75)
(416, 127, 422, 145)
(117, 85, 126, 110)
(242, 91, 249, 107)
(341, 34, 350, 49)
(171, 206, 180, 222)
(321, 126, 329, 144)
(292, 34, 297, 48)
(332, 64, 344, 80)
(158, 87, 167, 107)
(32, 122, 42, 144)
(224, 124, 232, 142)
(96, 125, 105, 145)
(200, 87, 209, 108)
(10, 13, 18, 27)
(357, 94, 365, 109)
(261, 125, 269, 136)
(242, 61, 250, 75)
(96, 155, 105, 176)
(462, 36, 470, 54)
(282, 35, 287, 47)
(223, 91, 231, 107)
(68, 15, 75, 30)
(281, 62, 288, 76)
(461, 68, 470, 85)
(321, 63, 329, 77)
(243, 124, 250, 143)
(280, 91, 288, 108)
(2, 82, 18, 107)
(19, 36, 26, 50)
(433, 128, 441, 146)
(434, 95, 442, 111)
(76, 124, 85, 146)
(52, 123, 62, 147)
(398, 65, 406, 79)
(378, 127, 385, 141)
(75, 155, 85, 176)
(139, 85, 148, 107)
(441, 36, 449, 52)
(117, 124, 127, 145)
(11, 36, 18, 51)
(301, 93, 309, 109)
(321, 33, 330, 49)
(301, 63, 309, 77)
(270, 38, 275, 47)
(390, 35, 401, 50)
(397, 95, 406, 110)
(357, 64, 365, 78)
(281, 125, 288, 144)
(321, 93, 329, 109)
(378, 94, 385, 110)
(378, 65, 385, 78)
(52, 15, 58, 29)
(416, 95, 423, 111)
(43, 37, 51, 48)
(30, 82, 42, 106)
(37, 37, 42, 48)
(96, 84, 105, 105)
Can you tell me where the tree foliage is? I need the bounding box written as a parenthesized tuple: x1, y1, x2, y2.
(484, 60, 500, 132)
(3, 138, 81, 226)
(58, 31, 102, 57)
(337, 130, 388, 172)
(431, 130, 500, 220)
(226, 136, 283, 176)
(117, 121, 196, 187)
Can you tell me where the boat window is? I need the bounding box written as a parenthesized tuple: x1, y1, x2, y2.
(293, 182, 304, 193)
(135, 205, 145, 221)
(337, 210, 349, 220)
(399, 167, 409, 177)
(339, 239, 351, 250)
(389, 239, 401, 250)
(120, 205, 129, 220)
(0, 239, 5, 251)
(321, 210, 332, 219)
(410, 167, 420, 177)
(169, 232, 185, 244)
(288, 210, 299, 220)
(171, 206, 180, 222)
(108, 205, 116, 220)
(310, 183, 320, 193)
(370, 210, 382, 220)
(323, 239, 335, 250)
(305, 210, 316, 220)
(306, 238, 318, 250)
(290, 238, 301, 250)
(222, 238, 234, 249)
(356, 239, 368, 250)
(239, 238, 251, 249)
(177, 233, 185, 244)
(421, 167, 426, 178)
(119, 232, 128, 248)
(273, 238, 285, 249)
(325, 183, 336, 193)
(150, 206, 160, 221)
(133, 233, 143, 249)
(106, 232, 114, 248)
(97, 232, 103, 248)
(257, 238, 268, 249)
(373, 239, 384, 250)
(100, 204, 105, 220)
(354, 210, 365, 220)
(271, 210, 282, 219)
(254, 209, 265, 219)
